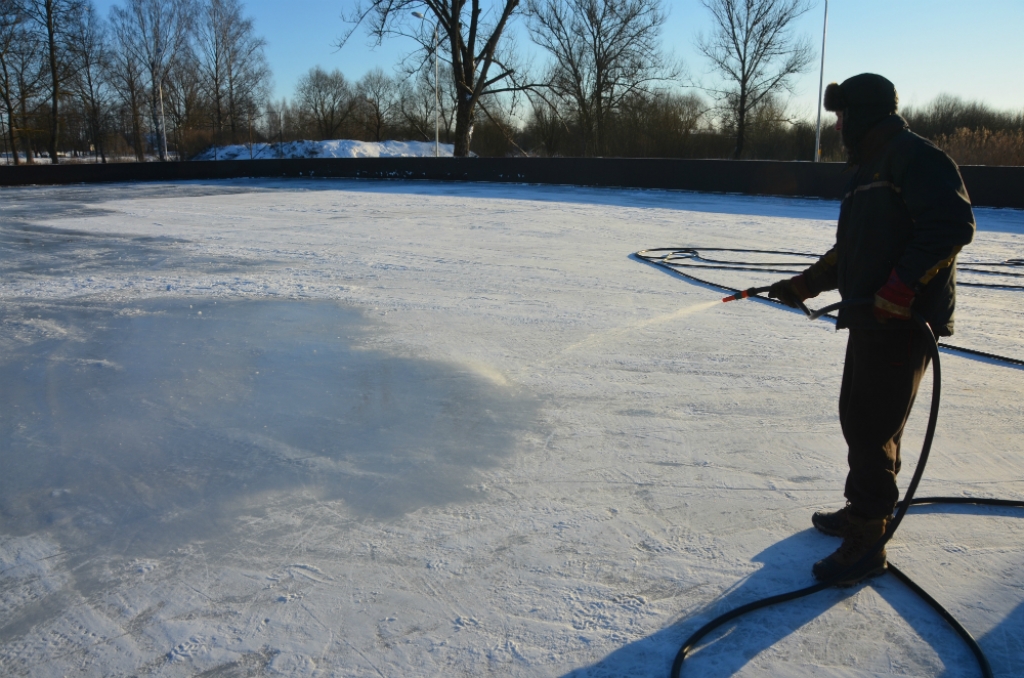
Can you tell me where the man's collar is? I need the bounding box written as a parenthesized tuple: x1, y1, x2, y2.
(850, 115, 908, 166)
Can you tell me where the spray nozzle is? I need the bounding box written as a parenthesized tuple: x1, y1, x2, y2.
(721, 286, 771, 303)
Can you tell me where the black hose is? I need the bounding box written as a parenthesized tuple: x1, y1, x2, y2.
(671, 298, 956, 676)
(634, 248, 1022, 677)
(666, 298, 1021, 678)
(902, 497, 1024, 509)
(886, 562, 994, 677)
(634, 248, 1024, 368)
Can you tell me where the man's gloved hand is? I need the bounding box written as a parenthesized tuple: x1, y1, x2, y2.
(874, 269, 915, 321)
(768, 274, 813, 308)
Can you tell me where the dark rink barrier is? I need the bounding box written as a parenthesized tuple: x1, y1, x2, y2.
(1, 157, 1020, 208)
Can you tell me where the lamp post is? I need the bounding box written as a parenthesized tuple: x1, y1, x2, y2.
(814, 0, 829, 162)
(412, 11, 439, 157)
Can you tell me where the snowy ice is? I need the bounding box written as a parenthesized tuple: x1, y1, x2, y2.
(1, 178, 1022, 676)
(191, 139, 456, 161)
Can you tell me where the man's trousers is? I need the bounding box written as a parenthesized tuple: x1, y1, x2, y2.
(840, 323, 932, 519)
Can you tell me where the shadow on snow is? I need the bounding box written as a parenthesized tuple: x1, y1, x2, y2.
(563, 525, 1022, 677)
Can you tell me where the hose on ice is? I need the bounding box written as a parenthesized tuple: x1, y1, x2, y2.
(631, 248, 1024, 678)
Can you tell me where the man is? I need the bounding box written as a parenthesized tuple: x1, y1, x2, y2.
(768, 73, 975, 585)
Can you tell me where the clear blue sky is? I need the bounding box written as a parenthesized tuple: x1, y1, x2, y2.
(96, 0, 1024, 119)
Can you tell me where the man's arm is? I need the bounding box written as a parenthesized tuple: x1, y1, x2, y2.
(768, 247, 838, 307)
(802, 247, 839, 295)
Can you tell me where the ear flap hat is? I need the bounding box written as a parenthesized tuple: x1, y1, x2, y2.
(824, 73, 899, 154)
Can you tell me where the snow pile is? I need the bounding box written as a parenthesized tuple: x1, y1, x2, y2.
(192, 139, 455, 161)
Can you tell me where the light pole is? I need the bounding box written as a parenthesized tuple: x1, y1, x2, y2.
(412, 11, 440, 158)
(814, 0, 829, 162)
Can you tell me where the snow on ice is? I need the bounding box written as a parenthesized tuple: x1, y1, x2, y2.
(1, 178, 1022, 676)
(191, 139, 456, 161)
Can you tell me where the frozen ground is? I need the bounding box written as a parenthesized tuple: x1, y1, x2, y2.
(0, 178, 1022, 677)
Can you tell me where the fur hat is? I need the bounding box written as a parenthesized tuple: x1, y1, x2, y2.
(825, 74, 900, 159)
(823, 82, 844, 112)
(823, 73, 898, 114)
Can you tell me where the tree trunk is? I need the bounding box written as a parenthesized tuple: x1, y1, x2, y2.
(131, 93, 145, 161)
(4, 117, 17, 165)
(453, 92, 474, 156)
(1, 93, 18, 166)
(18, 96, 32, 163)
(733, 113, 745, 159)
(150, 80, 166, 161)
(227, 73, 236, 144)
(733, 90, 748, 159)
(45, 3, 59, 164)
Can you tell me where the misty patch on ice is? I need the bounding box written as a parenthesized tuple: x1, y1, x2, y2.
(0, 219, 273, 282)
(0, 299, 540, 557)
(0, 180, 277, 217)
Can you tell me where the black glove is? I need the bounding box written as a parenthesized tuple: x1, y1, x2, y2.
(768, 275, 813, 308)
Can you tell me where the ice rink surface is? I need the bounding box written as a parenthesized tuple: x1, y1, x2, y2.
(1, 178, 1022, 677)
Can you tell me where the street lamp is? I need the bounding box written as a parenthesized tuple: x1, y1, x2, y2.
(412, 11, 440, 158)
(814, 0, 829, 162)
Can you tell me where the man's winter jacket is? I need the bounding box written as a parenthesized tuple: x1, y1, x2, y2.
(801, 115, 976, 336)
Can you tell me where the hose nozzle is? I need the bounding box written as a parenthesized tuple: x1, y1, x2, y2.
(721, 286, 771, 303)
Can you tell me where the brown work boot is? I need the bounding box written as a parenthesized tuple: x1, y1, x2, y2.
(813, 503, 895, 538)
(812, 514, 889, 586)
(812, 503, 854, 537)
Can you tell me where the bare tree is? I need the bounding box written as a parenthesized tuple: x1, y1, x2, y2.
(270, 96, 307, 143)
(613, 89, 707, 156)
(295, 65, 353, 140)
(0, 0, 24, 162)
(108, 5, 148, 160)
(0, 0, 47, 163)
(396, 70, 432, 141)
(68, 2, 111, 161)
(164, 40, 205, 156)
(696, 0, 812, 158)
(526, 0, 677, 156)
(196, 0, 269, 146)
(356, 67, 400, 141)
(111, 0, 195, 161)
(262, 95, 288, 144)
(23, 0, 87, 163)
(342, 0, 523, 157)
(397, 63, 457, 143)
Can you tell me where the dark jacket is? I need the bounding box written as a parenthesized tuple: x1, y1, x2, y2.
(803, 115, 975, 336)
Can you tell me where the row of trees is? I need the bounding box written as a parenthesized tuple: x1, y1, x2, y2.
(2, 0, 1020, 164)
(342, 0, 1022, 163)
(277, 59, 1024, 167)
(0, 0, 828, 162)
(348, 0, 818, 159)
(1, 0, 270, 164)
(264, 65, 457, 147)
